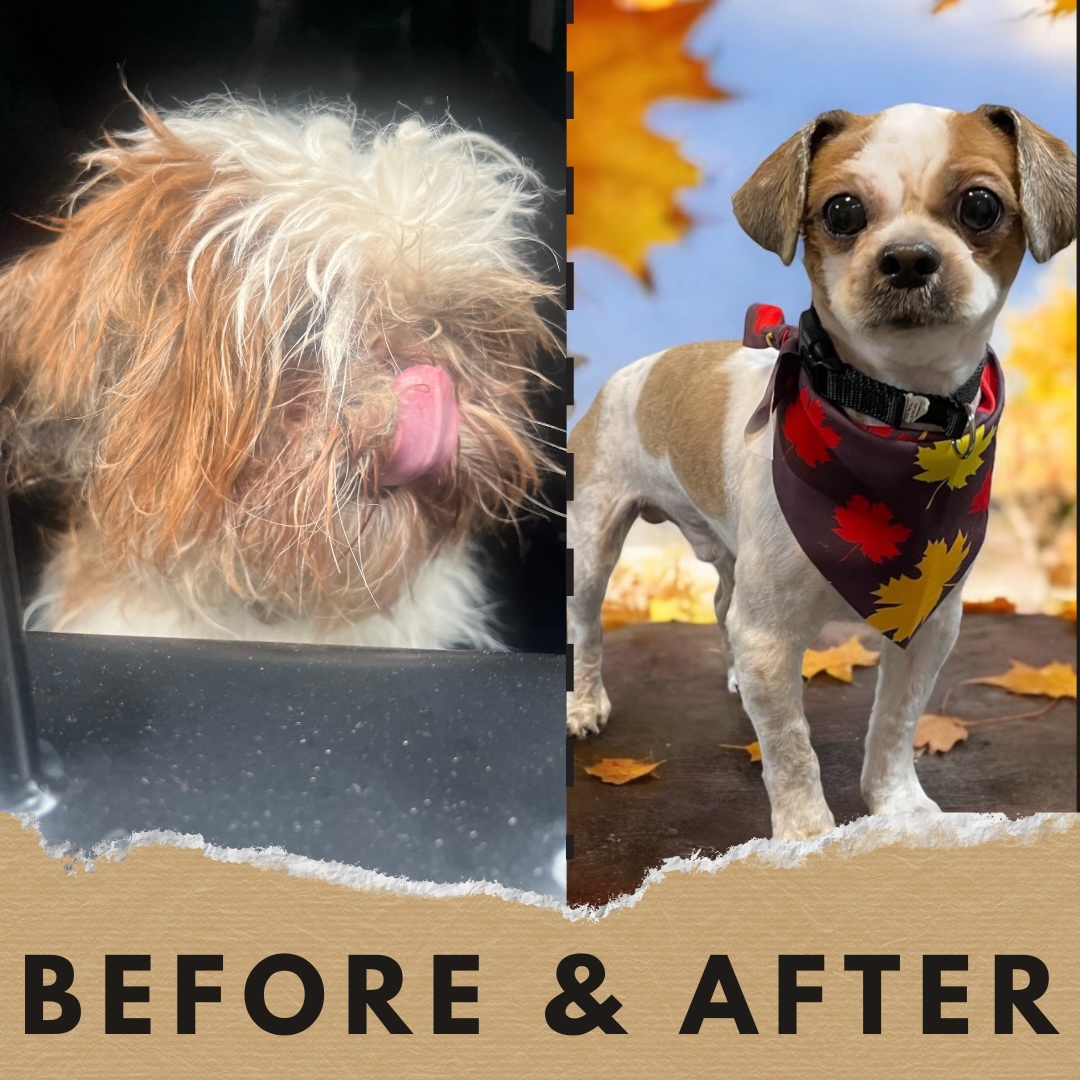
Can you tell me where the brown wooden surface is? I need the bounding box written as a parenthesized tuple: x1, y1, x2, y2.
(567, 613, 1077, 908)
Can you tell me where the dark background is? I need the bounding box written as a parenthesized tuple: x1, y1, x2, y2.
(0, 0, 567, 652)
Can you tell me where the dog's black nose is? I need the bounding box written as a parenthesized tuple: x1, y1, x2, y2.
(877, 242, 942, 289)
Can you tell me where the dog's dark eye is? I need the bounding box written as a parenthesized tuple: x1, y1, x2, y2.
(958, 188, 1002, 233)
(822, 194, 867, 237)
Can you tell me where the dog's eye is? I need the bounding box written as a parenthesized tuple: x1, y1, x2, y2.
(822, 194, 867, 237)
(958, 188, 1002, 233)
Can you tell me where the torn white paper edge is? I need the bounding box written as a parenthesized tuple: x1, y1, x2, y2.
(12, 810, 1076, 921)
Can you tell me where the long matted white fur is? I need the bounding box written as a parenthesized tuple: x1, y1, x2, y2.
(0, 97, 559, 648)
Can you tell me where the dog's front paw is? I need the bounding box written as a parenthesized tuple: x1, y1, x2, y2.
(566, 687, 611, 739)
(864, 789, 942, 817)
(771, 803, 836, 841)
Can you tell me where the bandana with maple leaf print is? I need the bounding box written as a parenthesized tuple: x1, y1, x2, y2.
(743, 304, 1004, 647)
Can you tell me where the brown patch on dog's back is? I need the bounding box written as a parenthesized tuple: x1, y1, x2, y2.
(636, 341, 740, 518)
(568, 384, 606, 485)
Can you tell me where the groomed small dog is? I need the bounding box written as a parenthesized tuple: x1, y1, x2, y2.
(568, 104, 1075, 839)
(0, 96, 558, 649)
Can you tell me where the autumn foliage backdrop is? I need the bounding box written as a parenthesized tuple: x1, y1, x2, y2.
(567, 0, 1077, 623)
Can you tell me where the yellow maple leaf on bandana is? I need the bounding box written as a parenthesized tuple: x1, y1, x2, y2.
(913, 424, 995, 492)
(867, 532, 970, 642)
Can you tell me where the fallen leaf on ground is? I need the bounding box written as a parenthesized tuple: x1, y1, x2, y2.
(584, 757, 665, 784)
(971, 660, 1076, 700)
(1058, 600, 1076, 622)
(802, 636, 880, 683)
(962, 597, 1017, 615)
(719, 741, 761, 762)
(914, 713, 970, 754)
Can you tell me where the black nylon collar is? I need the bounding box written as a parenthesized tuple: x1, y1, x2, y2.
(798, 307, 987, 440)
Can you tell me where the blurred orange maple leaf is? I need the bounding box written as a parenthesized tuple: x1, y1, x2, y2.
(992, 264, 1076, 602)
(962, 597, 1017, 614)
(933, 0, 1074, 14)
(568, 0, 726, 281)
(601, 548, 719, 629)
(996, 278, 1077, 503)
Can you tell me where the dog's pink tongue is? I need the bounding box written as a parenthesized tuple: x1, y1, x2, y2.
(381, 365, 459, 487)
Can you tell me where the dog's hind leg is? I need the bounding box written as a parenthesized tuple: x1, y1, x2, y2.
(860, 589, 961, 816)
(566, 484, 637, 738)
(711, 550, 739, 694)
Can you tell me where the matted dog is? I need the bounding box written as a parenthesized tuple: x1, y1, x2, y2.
(0, 96, 558, 649)
(568, 104, 1075, 839)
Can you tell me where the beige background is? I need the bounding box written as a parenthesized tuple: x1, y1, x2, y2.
(1, 813, 1077, 1078)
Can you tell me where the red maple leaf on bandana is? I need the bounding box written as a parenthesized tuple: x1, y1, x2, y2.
(968, 469, 992, 514)
(832, 495, 913, 563)
(782, 387, 841, 466)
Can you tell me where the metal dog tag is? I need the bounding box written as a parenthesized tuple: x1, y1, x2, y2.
(902, 392, 931, 425)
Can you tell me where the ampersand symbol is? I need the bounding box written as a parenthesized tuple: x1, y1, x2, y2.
(544, 953, 626, 1035)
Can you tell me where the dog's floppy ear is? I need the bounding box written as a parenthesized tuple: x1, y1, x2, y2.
(732, 110, 853, 266)
(977, 105, 1076, 263)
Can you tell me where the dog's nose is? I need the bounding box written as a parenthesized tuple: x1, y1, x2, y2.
(877, 242, 942, 289)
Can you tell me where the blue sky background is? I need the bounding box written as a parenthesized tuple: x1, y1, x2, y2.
(568, 0, 1077, 420)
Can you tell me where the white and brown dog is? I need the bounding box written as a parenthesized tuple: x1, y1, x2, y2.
(567, 104, 1075, 839)
(0, 96, 558, 649)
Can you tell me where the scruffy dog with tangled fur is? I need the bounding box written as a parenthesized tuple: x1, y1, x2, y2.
(0, 97, 558, 649)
